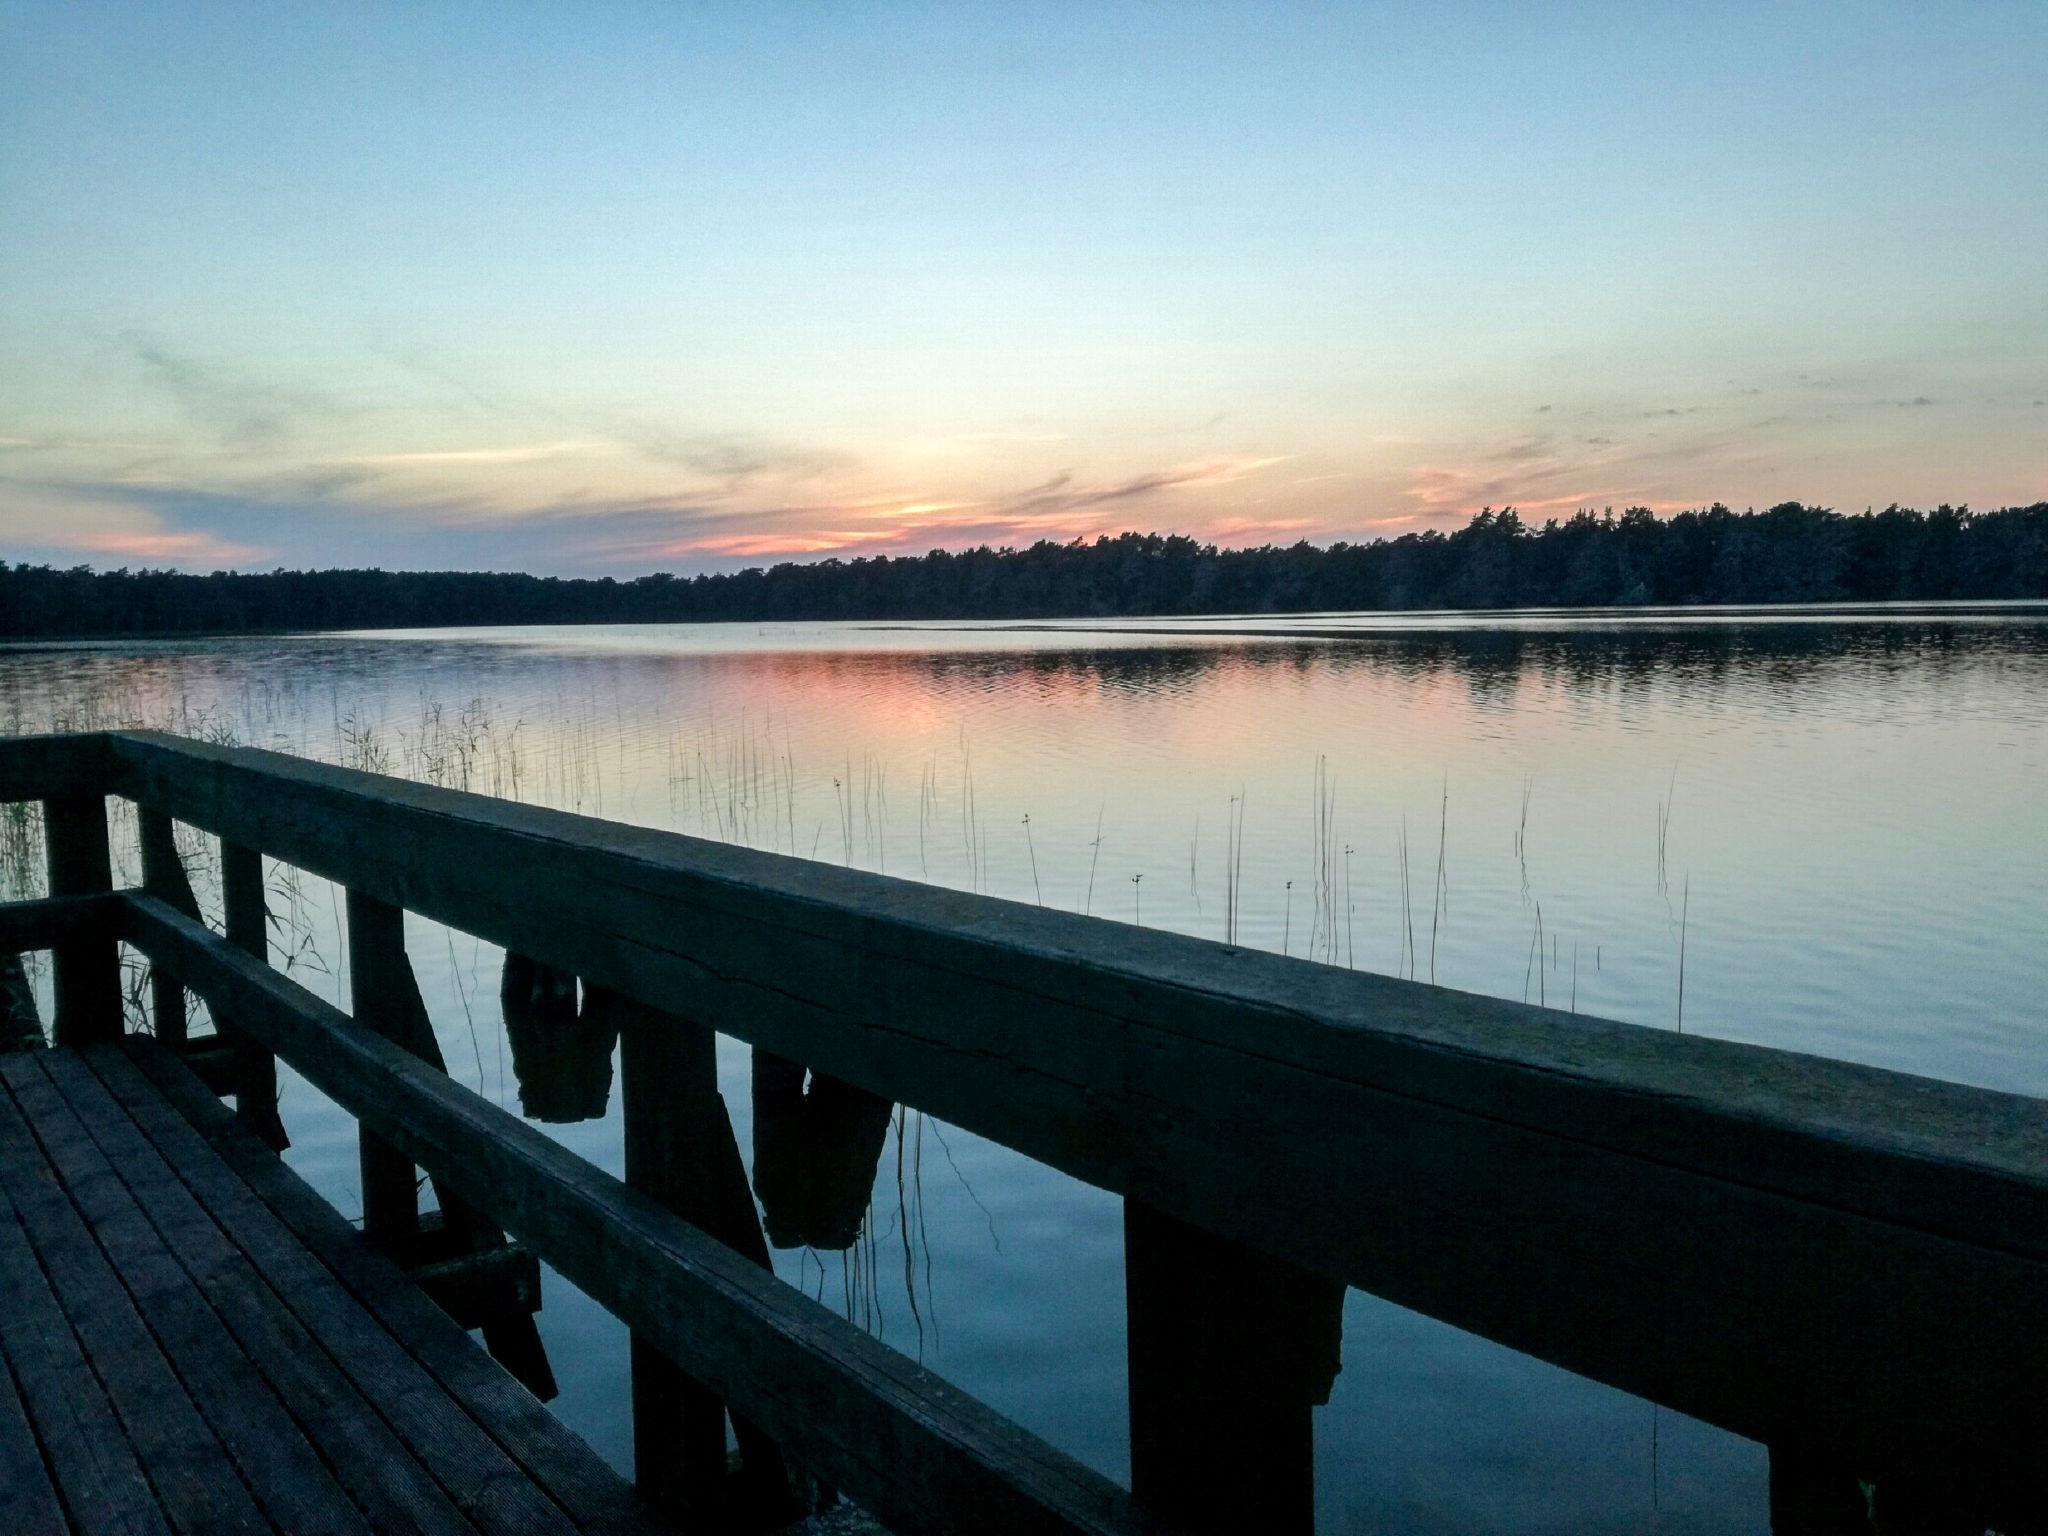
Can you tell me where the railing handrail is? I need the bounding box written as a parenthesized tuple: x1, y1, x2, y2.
(5, 728, 2048, 1494)
(79, 730, 2048, 1230)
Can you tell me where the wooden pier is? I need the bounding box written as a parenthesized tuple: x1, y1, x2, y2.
(0, 1037, 657, 1536)
(2, 729, 2045, 1534)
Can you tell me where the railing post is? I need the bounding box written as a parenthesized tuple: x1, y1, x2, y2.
(138, 809, 194, 1046)
(613, 989, 792, 1528)
(1123, 1200, 1345, 1535)
(344, 888, 421, 1244)
(345, 894, 556, 1397)
(221, 840, 288, 1150)
(44, 795, 118, 1046)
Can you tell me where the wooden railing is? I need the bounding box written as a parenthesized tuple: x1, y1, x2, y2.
(3, 729, 2045, 1532)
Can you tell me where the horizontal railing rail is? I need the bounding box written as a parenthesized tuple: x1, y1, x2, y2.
(3, 727, 2046, 1526)
(0, 891, 118, 953)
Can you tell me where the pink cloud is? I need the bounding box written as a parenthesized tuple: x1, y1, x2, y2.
(70, 530, 270, 566)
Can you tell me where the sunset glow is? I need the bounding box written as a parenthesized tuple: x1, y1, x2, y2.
(3, 3, 2044, 574)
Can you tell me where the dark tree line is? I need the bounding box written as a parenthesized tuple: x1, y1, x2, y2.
(4, 502, 2044, 639)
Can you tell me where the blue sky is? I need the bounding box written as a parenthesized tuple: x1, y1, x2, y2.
(3, 1, 2043, 572)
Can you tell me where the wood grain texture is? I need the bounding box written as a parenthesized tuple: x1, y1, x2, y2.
(12, 1053, 369, 1535)
(0, 1054, 271, 1533)
(124, 892, 1145, 1536)
(108, 1039, 663, 1536)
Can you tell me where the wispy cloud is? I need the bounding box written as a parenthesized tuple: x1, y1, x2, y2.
(119, 330, 348, 453)
(349, 441, 615, 467)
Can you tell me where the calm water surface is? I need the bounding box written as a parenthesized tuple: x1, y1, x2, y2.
(5, 606, 2046, 1534)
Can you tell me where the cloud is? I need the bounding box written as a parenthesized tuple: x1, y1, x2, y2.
(940, 431, 1070, 444)
(68, 529, 270, 565)
(609, 426, 854, 486)
(995, 456, 1290, 520)
(349, 441, 616, 467)
(119, 330, 348, 452)
(1205, 516, 1316, 541)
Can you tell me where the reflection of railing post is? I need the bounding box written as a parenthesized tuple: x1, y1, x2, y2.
(1123, 1200, 1342, 1535)
(615, 991, 791, 1527)
(220, 840, 288, 1150)
(44, 795, 118, 1046)
(344, 889, 422, 1244)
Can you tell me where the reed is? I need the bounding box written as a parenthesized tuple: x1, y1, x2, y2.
(1429, 776, 1448, 984)
(1022, 814, 1042, 905)
(1677, 875, 1690, 1033)
(1083, 804, 1104, 916)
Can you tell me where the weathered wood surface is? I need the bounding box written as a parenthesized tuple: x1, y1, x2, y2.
(344, 887, 427, 1243)
(220, 836, 288, 1148)
(343, 888, 557, 1399)
(0, 1034, 672, 1536)
(137, 809, 197, 1046)
(1123, 1202, 1343, 1535)
(615, 990, 792, 1524)
(100, 729, 2048, 1474)
(0, 731, 107, 804)
(116, 1040, 658, 1536)
(42, 793, 118, 1047)
(124, 891, 1144, 1536)
(0, 892, 119, 955)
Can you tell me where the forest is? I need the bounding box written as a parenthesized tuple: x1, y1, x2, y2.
(3, 502, 2044, 639)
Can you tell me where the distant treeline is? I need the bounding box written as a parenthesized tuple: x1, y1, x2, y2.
(5, 503, 2045, 639)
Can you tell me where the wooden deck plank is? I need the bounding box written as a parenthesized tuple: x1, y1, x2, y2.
(0, 1057, 268, 1534)
(0, 1252, 74, 1536)
(9, 1053, 370, 1536)
(35, 1048, 476, 1536)
(85, 1043, 582, 1536)
(108, 1037, 661, 1536)
(0, 1198, 166, 1536)
(99, 1040, 643, 1536)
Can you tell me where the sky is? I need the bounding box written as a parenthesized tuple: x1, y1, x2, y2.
(3, 2, 2044, 575)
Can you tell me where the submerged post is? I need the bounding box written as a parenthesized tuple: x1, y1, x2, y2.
(1123, 1201, 1345, 1535)
(44, 795, 118, 1046)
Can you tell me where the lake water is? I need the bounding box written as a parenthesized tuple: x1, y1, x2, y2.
(4, 605, 2046, 1533)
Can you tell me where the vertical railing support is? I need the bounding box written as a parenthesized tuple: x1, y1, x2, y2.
(221, 840, 288, 1150)
(44, 795, 118, 1046)
(614, 989, 792, 1528)
(345, 888, 423, 1244)
(345, 892, 555, 1397)
(138, 809, 195, 1047)
(1123, 1201, 1346, 1535)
